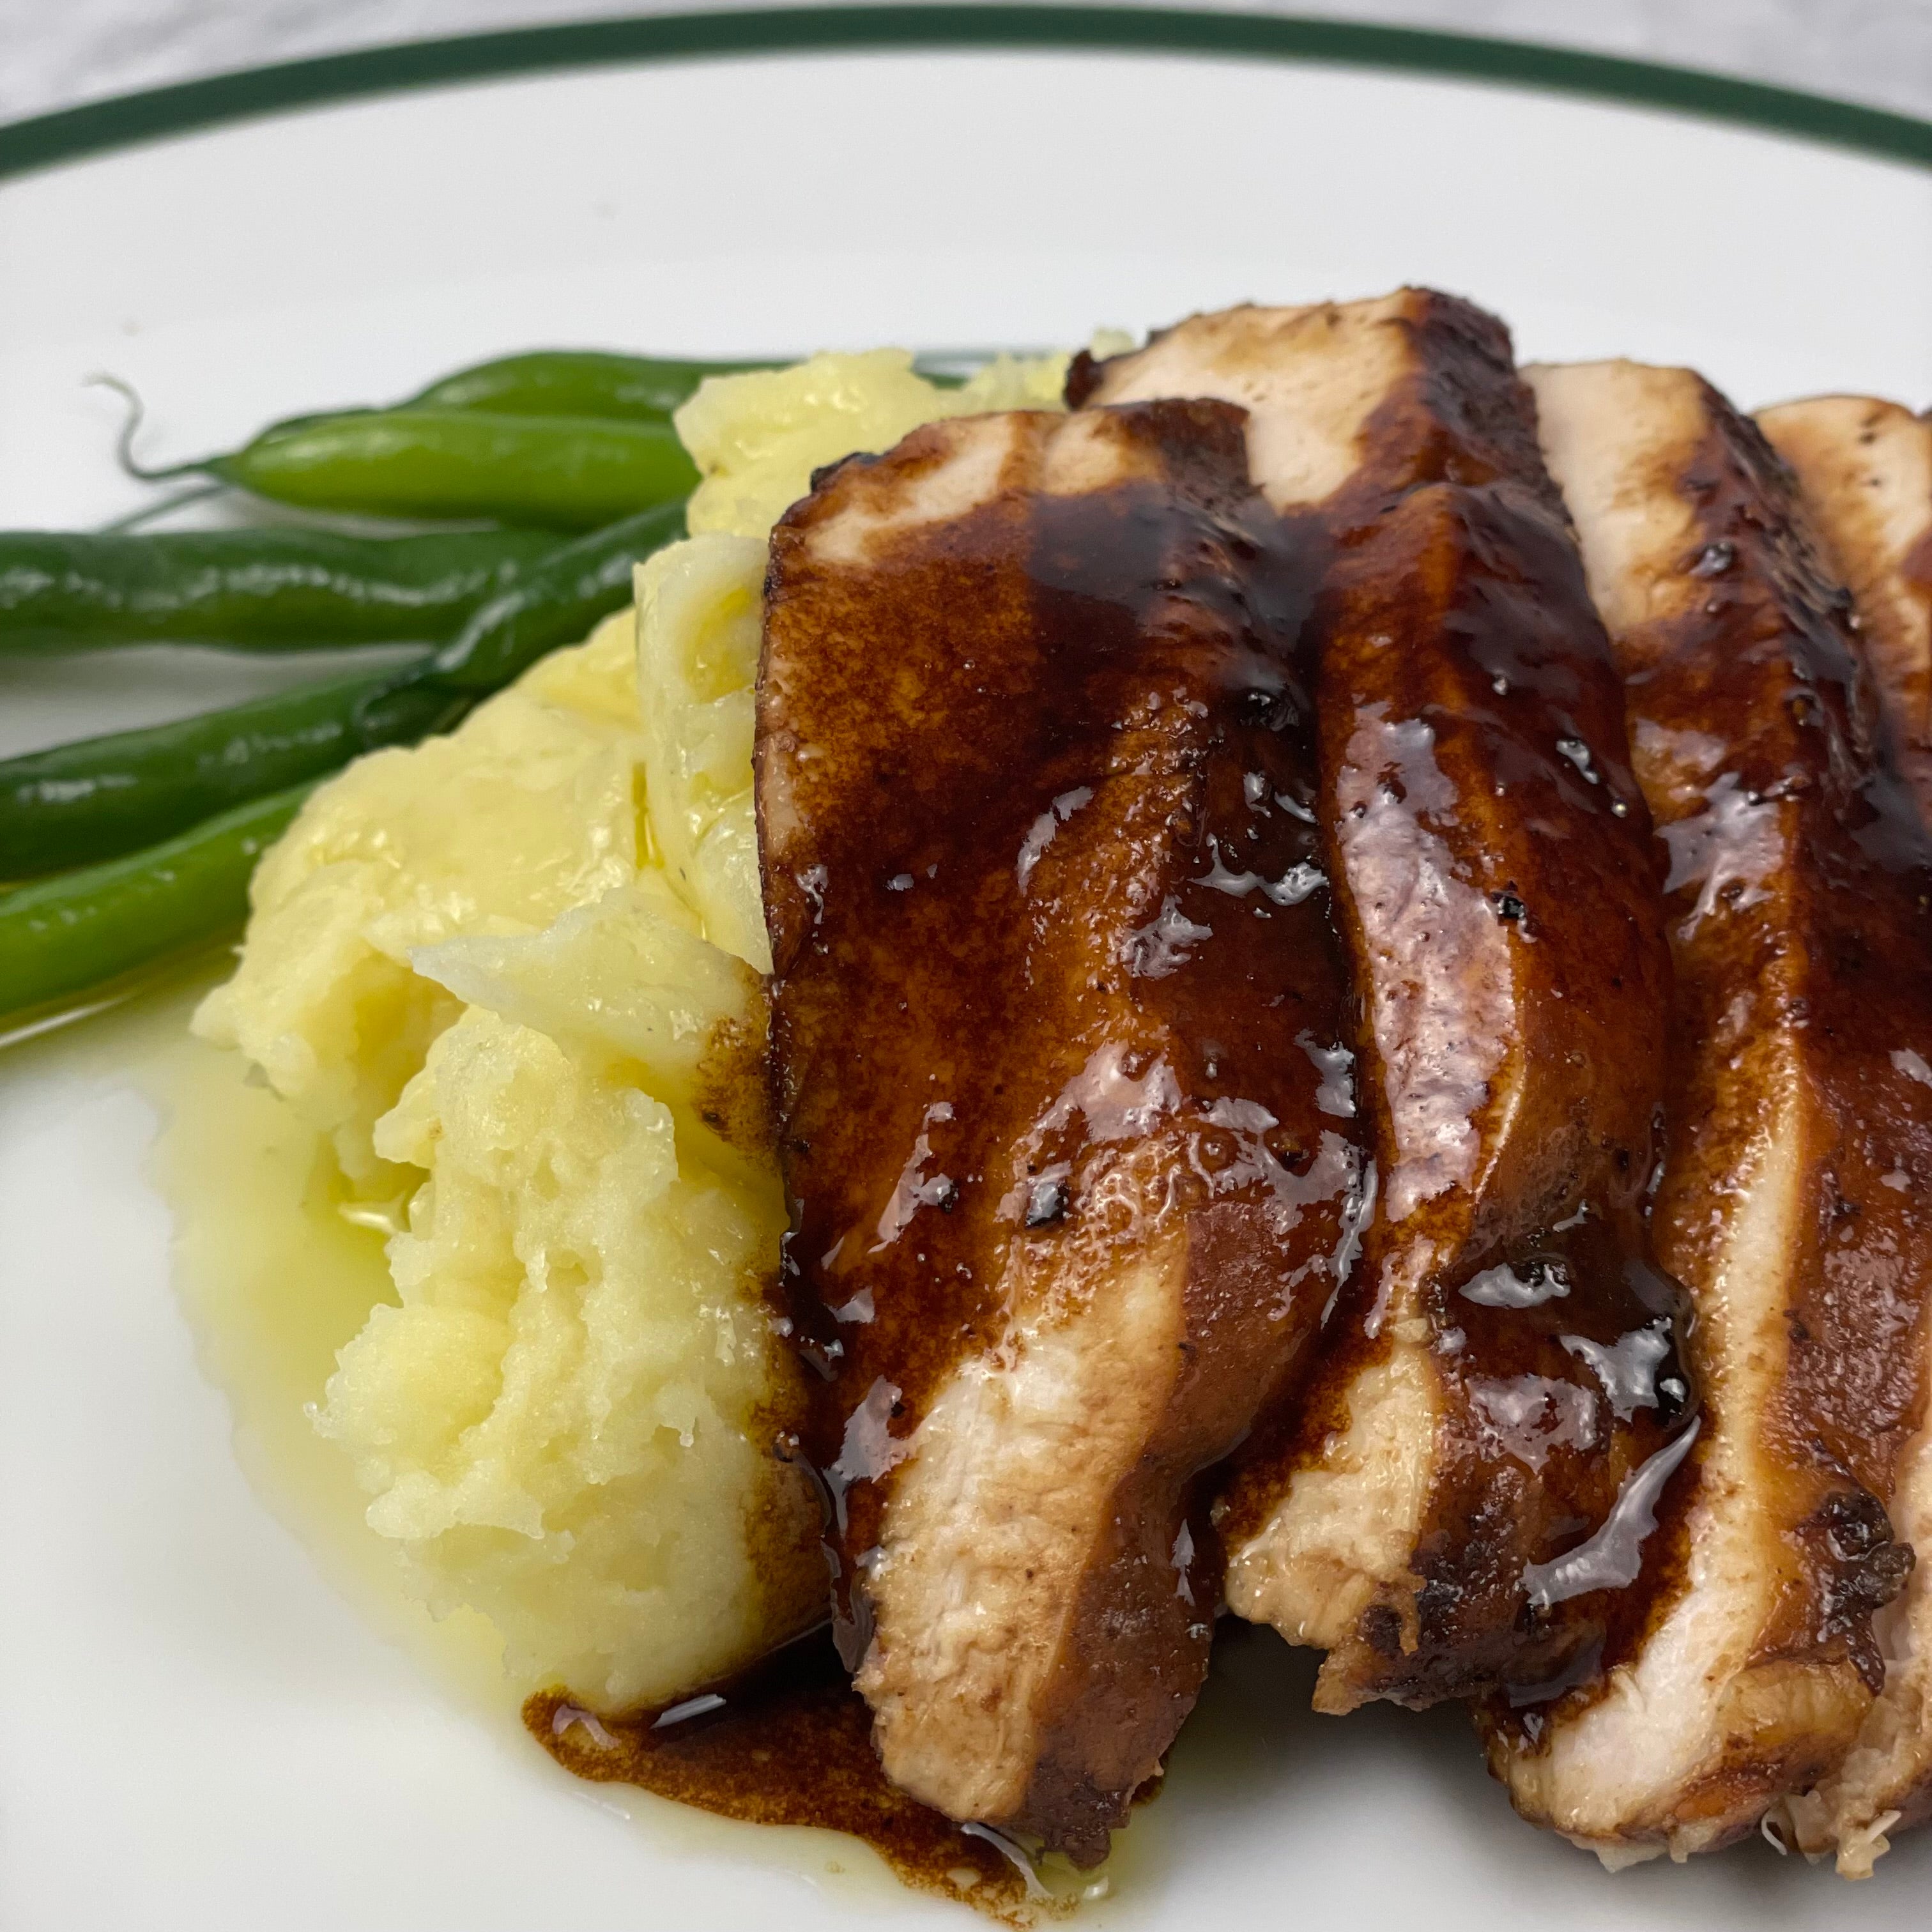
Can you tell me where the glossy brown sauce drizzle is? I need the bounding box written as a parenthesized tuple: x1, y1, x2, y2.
(1326, 470, 1695, 1711)
(762, 410, 1347, 1545)
(1643, 398, 1932, 1683)
(756, 402, 1367, 1853)
(525, 1630, 1066, 1924)
(1485, 378, 1932, 1774)
(1079, 298, 1696, 1712)
(1280, 456, 1696, 1708)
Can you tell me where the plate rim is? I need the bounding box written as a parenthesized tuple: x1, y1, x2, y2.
(1, 3, 1927, 187)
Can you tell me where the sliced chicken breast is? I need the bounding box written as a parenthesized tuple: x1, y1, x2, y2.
(756, 401, 1368, 1860)
(1076, 293, 1690, 1710)
(1758, 393, 1932, 1876)
(1485, 361, 1932, 1864)
(1758, 397, 1932, 823)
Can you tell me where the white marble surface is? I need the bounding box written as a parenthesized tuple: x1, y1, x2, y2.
(1, 0, 1929, 126)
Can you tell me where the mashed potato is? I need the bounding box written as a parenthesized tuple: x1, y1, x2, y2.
(194, 611, 650, 1195)
(321, 929, 805, 1708)
(677, 348, 1072, 541)
(193, 346, 1071, 1712)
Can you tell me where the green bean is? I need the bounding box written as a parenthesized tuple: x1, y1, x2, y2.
(0, 501, 687, 878)
(0, 664, 414, 878)
(408, 351, 779, 421)
(201, 410, 698, 529)
(0, 526, 559, 654)
(0, 784, 312, 1027)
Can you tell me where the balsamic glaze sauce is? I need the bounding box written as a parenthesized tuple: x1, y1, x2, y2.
(526, 1629, 1087, 1923)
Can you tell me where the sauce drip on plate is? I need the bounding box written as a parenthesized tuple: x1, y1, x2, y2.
(526, 1629, 1107, 1923)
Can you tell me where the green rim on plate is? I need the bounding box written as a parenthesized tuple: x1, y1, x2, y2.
(1, 4, 1927, 183)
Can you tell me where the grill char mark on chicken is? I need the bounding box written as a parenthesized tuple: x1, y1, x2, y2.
(1756, 394, 1932, 1876)
(1483, 362, 1932, 1864)
(756, 401, 1364, 1862)
(1075, 291, 1689, 1711)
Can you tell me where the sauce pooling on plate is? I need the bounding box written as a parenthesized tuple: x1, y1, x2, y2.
(527, 1631, 1101, 1923)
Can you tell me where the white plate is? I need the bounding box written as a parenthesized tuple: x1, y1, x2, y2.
(3, 18, 1929, 1931)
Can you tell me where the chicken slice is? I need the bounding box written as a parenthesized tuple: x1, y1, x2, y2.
(1758, 397, 1932, 824)
(1076, 292, 1690, 1710)
(1483, 360, 1932, 1864)
(1758, 393, 1932, 1876)
(756, 401, 1367, 1861)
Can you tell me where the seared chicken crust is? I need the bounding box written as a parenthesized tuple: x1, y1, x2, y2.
(757, 401, 1367, 1860)
(1485, 362, 1932, 1863)
(1076, 292, 1690, 1712)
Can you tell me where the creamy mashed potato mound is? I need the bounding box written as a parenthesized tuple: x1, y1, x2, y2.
(194, 344, 1070, 1713)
